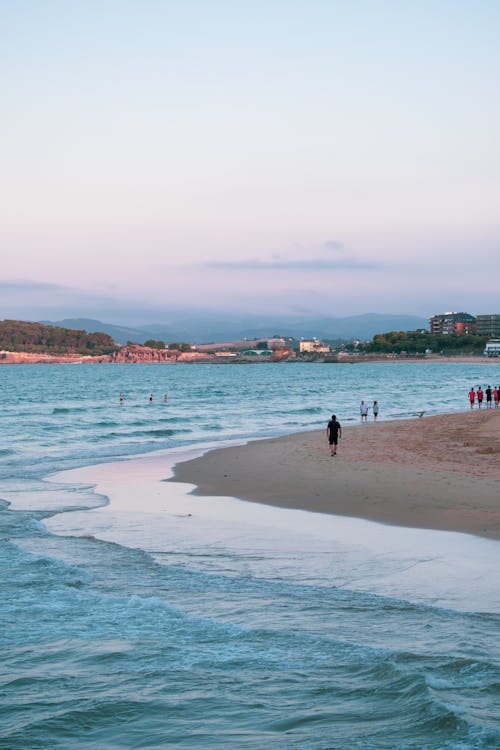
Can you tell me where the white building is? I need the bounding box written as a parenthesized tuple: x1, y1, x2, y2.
(299, 340, 330, 354)
(484, 339, 500, 357)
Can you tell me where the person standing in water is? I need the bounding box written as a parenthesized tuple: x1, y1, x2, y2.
(148, 393, 153, 403)
(360, 400, 368, 422)
(119, 393, 124, 405)
(373, 400, 379, 420)
(468, 387, 475, 409)
(326, 414, 342, 456)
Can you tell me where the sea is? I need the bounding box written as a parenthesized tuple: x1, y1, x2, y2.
(1, 361, 500, 750)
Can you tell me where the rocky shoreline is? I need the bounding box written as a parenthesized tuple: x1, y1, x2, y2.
(1, 344, 497, 365)
(0, 344, 213, 364)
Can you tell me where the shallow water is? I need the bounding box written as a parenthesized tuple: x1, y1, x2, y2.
(1, 362, 500, 748)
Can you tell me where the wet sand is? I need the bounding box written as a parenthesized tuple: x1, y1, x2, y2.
(171, 410, 500, 540)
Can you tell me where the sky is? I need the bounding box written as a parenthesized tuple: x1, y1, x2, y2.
(2, 0, 500, 323)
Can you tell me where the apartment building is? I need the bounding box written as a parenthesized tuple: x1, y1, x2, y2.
(429, 312, 476, 335)
(476, 314, 500, 338)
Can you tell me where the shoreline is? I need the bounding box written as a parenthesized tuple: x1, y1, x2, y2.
(39, 406, 500, 610)
(1, 351, 499, 365)
(44, 433, 500, 615)
(171, 410, 500, 540)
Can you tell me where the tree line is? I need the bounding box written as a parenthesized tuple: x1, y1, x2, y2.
(363, 331, 488, 355)
(142, 339, 192, 351)
(0, 320, 118, 355)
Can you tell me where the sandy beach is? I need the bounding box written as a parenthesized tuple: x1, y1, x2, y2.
(171, 410, 500, 540)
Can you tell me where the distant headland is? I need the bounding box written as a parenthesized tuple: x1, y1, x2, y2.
(0, 318, 496, 364)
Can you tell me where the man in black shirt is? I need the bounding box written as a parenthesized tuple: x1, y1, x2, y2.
(326, 414, 342, 456)
(486, 385, 492, 408)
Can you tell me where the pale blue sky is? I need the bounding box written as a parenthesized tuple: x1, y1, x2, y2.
(2, 0, 499, 320)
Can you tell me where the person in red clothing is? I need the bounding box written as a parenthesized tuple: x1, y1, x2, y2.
(477, 386, 484, 408)
(494, 387, 499, 408)
(468, 387, 476, 409)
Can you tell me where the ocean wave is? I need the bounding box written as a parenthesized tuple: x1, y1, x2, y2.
(130, 417, 187, 426)
(89, 428, 183, 442)
(52, 407, 87, 414)
(3, 361, 500, 750)
(157, 416, 188, 424)
(140, 428, 176, 437)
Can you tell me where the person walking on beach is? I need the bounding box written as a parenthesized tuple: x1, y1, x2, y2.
(360, 400, 368, 422)
(327, 414, 342, 456)
(494, 387, 499, 408)
(477, 386, 484, 409)
(373, 400, 379, 421)
(468, 387, 475, 409)
(486, 386, 492, 409)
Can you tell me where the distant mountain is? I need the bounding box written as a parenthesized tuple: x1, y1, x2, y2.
(138, 312, 429, 343)
(41, 318, 149, 345)
(44, 313, 428, 344)
(316, 313, 429, 341)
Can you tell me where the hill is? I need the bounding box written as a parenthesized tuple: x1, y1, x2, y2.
(0, 320, 118, 355)
(45, 312, 429, 344)
(41, 318, 147, 345)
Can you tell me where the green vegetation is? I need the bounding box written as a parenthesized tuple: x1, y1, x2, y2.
(168, 342, 192, 352)
(363, 330, 488, 355)
(143, 339, 166, 349)
(0, 320, 118, 355)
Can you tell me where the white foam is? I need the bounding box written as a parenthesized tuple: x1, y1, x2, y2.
(41, 444, 500, 614)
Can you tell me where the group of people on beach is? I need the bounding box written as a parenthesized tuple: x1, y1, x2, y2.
(360, 400, 379, 422)
(468, 386, 499, 409)
(326, 399, 380, 456)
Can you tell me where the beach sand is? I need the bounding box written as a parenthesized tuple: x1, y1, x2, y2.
(171, 410, 500, 540)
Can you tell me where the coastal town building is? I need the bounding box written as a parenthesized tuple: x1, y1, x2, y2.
(429, 312, 476, 335)
(241, 349, 273, 357)
(476, 314, 500, 338)
(299, 339, 330, 354)
(484, 339, 500, 357)
(195, 337, 286, 352)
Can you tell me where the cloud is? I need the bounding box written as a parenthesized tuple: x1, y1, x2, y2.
(202, 239, 384, 271)
(0, 280, 130, 323)
(0, 280, 122, 309)
(323, 240, 344, 253)
(0, 280, 68, 293)
(204, 257, 383, 271)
